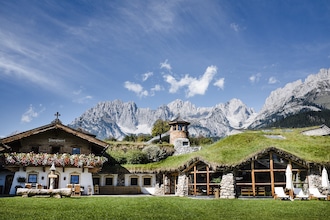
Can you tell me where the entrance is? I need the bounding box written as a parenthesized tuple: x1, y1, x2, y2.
(4, 175, 14, 194)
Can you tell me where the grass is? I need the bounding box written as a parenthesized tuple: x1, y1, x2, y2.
(122, 127, 330, 171)
(0, 196, 329, 220)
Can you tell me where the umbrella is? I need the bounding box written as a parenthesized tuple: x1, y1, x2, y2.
(285, 164, 293, 190)
(321, 167, 329, 188)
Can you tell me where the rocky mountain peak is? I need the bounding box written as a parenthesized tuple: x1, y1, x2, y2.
(70, 68, 330, 140)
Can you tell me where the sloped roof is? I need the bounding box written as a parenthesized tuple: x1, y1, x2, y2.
(0, 142, 11, 152)
(122, 127, 330, 173)
(168, 116, 190, 125)
(1, 120, 109, 150)
(301, 124, 330, 136)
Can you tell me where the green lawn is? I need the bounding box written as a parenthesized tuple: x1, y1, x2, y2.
(0, 196, 329, 220)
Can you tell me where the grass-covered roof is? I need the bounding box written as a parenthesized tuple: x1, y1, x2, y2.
(122, 127, 330, 172)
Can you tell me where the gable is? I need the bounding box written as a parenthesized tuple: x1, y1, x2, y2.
(1, 121, 108, 155)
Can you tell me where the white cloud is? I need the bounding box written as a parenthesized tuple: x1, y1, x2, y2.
(164, 74, 192, 93)
(160, 59, 172, 72)
(187, 66, 217, 97)
(249, 73, 261, 83)
(142, 71, 153, 81)
(268, 76, 279, 84)
(214, 78, 225, 90)
(151, 84, 163, 92)
(150, 84, 164, 96)
(230, 23, 240, 32)
(124, 81, 149, 97)
(21, 104, 45, 123)
(230, 23, 245, 32)
(164, 65, 218, 97)
(73, 95, 93, 104)
(0, 56, 56, 89)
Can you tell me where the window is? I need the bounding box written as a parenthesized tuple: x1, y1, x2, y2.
(31, 146, 39, 153)
(105, 178, 113, 185)
(130, 177, 138, 186)
(143, 177, 151, 186)
(51, 146, 61, 154)
(72, 147, 81, 154)
(93, 177, 100, 185)
(70, 175, 79, 184)
(28, 174, 37, 183)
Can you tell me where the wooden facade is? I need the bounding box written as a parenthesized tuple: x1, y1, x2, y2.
(178, 148, 311, 198)
(0, 119, 109, 195)
(236, 151, 308, 197)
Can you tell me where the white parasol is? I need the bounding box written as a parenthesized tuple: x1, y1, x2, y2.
(321, 167, 329, 188)
(285, 164, 293, 190)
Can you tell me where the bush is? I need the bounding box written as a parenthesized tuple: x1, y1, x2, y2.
(142, 145, 168, 162)
(109, 150, 127, 164)
(126, 150, 148, 164)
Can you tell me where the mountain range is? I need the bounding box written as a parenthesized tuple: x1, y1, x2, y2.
(69, 68, 330, 140)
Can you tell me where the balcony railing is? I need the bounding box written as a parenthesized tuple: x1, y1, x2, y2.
(4, 153, 107, 168)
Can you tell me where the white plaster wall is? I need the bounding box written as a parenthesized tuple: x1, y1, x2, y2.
(9, 166, 94, 195)
(123, 174, 156, 194)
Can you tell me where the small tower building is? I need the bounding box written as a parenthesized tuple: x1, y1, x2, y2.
(168, 117, 190, 146)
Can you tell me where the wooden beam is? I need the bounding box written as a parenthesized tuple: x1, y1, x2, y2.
(194, 165, 197, 196)
(270, 152, 275, 197)
(206, 166, 210, 196)
(163, 174, 165, 195)
(251, 160, 255, 196)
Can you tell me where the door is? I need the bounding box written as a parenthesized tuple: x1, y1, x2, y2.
(4, 175, 14, 194)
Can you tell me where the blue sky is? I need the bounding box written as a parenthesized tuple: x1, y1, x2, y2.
(1, 0, 330, 137)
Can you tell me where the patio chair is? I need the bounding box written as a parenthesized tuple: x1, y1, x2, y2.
(94, 185, 99, 195)
(308, 188, 327, 200)
(73, 184, 81, 196)
(67, 184, 73, 195)
(293, 188, 309, 200)
(274, 187, 290, 200)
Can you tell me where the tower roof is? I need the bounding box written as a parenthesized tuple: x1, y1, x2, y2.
(168, 115, 190, 125)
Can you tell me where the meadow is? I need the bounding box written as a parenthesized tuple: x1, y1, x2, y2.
(0, 196, 329, 220)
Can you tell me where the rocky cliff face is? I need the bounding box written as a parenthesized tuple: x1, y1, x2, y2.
(70, 68, 330, 140)
(70, 98, 254, 140)
(246, 68, 330, 128)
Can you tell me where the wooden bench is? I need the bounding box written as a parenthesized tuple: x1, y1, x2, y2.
(256, 187, 266, 196)
(241, 187, 253, 196)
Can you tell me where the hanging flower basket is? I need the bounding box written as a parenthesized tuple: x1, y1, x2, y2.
(4, 153, 107, 168)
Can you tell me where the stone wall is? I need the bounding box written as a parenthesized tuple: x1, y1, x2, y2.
(220, 172, 235, 199)
(308, 166, 329, 195)
(173, 138, 200, 155)
(175, 173, 188, 197)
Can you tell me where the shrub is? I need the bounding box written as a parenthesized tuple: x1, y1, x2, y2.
(142, 145, 168, 162)
(126, 150, 148, 164)
(109, 150, 127, 164)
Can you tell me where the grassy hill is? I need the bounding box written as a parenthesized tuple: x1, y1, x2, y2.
(122, 127, 330, 172)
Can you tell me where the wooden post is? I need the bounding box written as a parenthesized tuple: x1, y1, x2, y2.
(206, 166, 210, 196)
(194, 165, 197, 196)
(270, 152, 274, 197)
(163, 174, 166, 195)
(289, 161, 294, 199)
(251, 159, 255, 196)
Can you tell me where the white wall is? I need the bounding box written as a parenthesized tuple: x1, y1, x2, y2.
(9, 166, 94, 195)
(124, 173, 156, 194)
